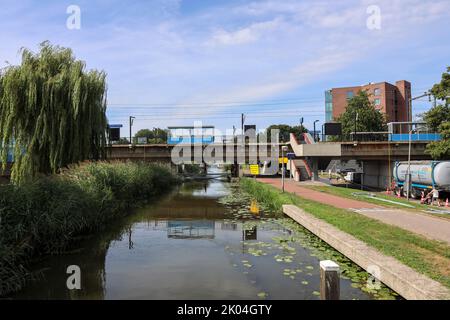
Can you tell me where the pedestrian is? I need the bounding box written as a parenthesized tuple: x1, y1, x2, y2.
(431, 188, 441, 207)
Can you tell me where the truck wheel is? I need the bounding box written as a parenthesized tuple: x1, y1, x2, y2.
(410, 188, 420, 199)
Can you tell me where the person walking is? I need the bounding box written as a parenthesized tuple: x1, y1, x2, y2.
(431, 188, 441, 207)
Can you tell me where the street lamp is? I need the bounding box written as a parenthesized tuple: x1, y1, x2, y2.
(354, 112, 359, 141)
(129, 116, 135, 147)
(281, 146, 289, 192)
(406, 127, 416, 201)
(313, 120, 319, 142)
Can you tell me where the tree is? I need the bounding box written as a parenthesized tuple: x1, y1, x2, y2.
(337, 90, 386, 136)
(0, 42, 108, 184)
(424, 66, 450, 160)
(262, 124, 307, 143)
(421, 105, 450, 132)
(425, 122, 450, 159)
(134, 128, 167, 144)
(134, 129, 154, 143)
(430, 66, 450, 103)
(150, 128, 168, 144)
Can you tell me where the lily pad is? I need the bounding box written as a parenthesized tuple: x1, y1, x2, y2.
(257, 292, 268, 298)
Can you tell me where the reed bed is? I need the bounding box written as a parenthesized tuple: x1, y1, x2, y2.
(0, 161, 178, 296)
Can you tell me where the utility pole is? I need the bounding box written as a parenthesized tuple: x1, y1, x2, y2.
(241, 113, 245, 139)
(354, 112, 359, 141)
(408, 92, 430, 123)
(129, 116, 135, 146)
(406, 128, 413, 201)
(281, 146, 288, 192)
(313, 120, 319, 142)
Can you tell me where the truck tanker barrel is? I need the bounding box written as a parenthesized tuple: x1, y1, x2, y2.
(393, 161, 450, 190)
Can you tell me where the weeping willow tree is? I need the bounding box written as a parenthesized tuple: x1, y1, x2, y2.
(0, 42, 108, 184)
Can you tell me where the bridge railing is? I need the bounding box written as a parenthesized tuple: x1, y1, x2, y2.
(323, 131, 441, 143)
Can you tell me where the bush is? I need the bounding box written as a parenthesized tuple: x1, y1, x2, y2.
(0, 161, 178, 296)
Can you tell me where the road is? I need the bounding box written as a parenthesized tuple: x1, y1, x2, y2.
(257, 178, 450, 245)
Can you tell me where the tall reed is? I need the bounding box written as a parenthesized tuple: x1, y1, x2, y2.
(0, 161, 178, 296)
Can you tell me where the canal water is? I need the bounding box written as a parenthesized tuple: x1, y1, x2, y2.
(12, 169, 398, 300)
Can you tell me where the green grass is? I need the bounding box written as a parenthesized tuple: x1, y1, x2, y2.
(240, 178, 450, 289)
(0, 161, 179, 296)
(305, 185, 450, 217)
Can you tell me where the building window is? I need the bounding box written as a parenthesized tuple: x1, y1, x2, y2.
(374, 98, 381, 106)
(346, 91, 354, 99)
(374, 88, 381, 96)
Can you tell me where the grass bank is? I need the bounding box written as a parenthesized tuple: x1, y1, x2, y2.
(240, 178, 450, 289)
(0, 161, 178, 296)
(304, 185, 450, 218)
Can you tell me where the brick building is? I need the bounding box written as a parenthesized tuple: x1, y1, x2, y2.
(325, 80, 412, 123)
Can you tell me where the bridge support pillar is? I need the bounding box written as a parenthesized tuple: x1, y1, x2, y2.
(311, 158, 319, 182)
(231, 163, 242, 178)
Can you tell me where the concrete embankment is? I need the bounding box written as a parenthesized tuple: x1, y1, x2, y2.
(283, 204, 450, 300)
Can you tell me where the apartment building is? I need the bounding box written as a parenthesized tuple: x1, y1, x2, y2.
(325, 80, 412, 123)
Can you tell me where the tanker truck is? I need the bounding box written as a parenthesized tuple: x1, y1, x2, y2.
(393, 161, 450, 199)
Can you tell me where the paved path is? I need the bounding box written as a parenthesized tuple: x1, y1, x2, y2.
(257, 178, 381, 209)
(257, 178, 450, 245)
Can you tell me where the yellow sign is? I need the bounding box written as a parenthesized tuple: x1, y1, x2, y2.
(279, 157, 288, 164)
(250, 164, 260, 175)
(250, 200, 260, 215)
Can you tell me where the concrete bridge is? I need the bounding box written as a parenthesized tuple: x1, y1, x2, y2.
(289, 133, 433, 189)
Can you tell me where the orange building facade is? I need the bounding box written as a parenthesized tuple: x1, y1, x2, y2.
(325, 80, 412, 123)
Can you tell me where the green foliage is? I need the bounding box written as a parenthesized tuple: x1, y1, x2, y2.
(422, 105, 450, 132)
(430, 66, 450, 103)
(426, 122, 450, 159)
(0, 162, 178, 296)
(423, 67, 450, 160)
(261, 124, 307, 142)
(337, 90, 386, 135)
(0, 42, 108, 184)
(135, 128, 167, 144)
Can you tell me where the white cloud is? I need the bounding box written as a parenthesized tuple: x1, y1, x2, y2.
(206, 18, 283, 47)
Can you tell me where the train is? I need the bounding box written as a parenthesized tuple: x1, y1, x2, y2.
(393, 161, 450, 198)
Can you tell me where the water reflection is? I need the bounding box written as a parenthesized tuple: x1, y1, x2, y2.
(12, 176, 388, 300)
(167, 221, 215, 239)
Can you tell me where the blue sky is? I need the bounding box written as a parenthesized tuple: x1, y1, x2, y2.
(0, 0, 449, 135)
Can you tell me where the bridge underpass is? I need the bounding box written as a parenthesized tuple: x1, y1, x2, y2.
(106, 143, 285, 177)
(289, 134, 433, 190)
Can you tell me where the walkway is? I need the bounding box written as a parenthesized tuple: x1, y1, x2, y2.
(257, 178, 381, 209)
(257, 178, 450, 245)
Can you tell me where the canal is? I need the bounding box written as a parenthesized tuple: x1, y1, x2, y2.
(12, 168, 398, 300)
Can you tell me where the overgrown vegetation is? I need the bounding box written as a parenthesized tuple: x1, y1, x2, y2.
(0, 161, 178, 296)
(0, 42, 108, 184)
(240, 178, 450, 289)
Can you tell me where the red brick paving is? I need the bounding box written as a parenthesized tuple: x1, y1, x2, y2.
(256, 178, 381, 209)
